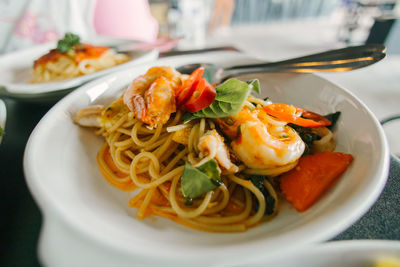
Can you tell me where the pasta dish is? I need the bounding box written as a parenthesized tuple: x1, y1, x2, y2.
(75, 66, 353, 232)
(30, 33, 129, 83)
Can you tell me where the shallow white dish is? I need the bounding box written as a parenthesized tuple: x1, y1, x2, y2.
(24, 51, 390, 267)
(0, 42, 158, 95)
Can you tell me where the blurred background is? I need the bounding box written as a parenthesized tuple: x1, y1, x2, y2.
(0, 0, 400, 55)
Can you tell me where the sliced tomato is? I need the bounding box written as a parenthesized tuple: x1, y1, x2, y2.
(183, 78, 216, 112)
(176, 67, 204, 106)
(176, 79, 199, 106)
(263, 103, 331, 128)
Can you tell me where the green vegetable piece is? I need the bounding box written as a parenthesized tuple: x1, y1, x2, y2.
(214, 78, 252, 103)
(246, 79, 261, 94)
(0, 126, 4, 137)
(196, 159, 220, 180)
(249, 175, 276, 215)
(288, 123, 321, 155)
(324, 111, 341, 130)
(218, 101, 231, 113)
(181, 160, 221, 199)
(181, 112, 198, 122)
(208, 101, 225, 115)
(57, 32, 82, 53)
(185, 198, 193, 206)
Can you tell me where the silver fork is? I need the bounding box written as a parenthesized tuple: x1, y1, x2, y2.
(176, 44, 386, 84)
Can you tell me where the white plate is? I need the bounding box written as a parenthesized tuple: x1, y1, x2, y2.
(236, 240, 400, 267)
(23, 51, 390, 267)
(0, 42, 158, 95)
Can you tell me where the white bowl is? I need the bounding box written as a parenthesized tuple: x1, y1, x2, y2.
(24, 52, 390, 267)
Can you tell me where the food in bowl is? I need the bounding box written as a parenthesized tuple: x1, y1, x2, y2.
(74, 66, 353, 232)
(30, 33, 130, 83)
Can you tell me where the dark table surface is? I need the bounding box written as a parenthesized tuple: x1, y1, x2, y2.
(1, 97, 399, 267)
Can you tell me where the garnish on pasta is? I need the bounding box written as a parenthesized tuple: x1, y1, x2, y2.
(74, 66, 353, 232)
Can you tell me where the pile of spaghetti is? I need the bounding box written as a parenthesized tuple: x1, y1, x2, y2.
(75, 66, 353, 232)
(30, 33, 129, 83)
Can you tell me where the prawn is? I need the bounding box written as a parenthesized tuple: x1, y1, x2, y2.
(74, 105, 105, 127)
(123, 66, 182, 127)
(217, 107, 305, 174)
(198, 129, 239, 173)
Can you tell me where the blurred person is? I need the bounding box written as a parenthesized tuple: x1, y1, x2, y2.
(0, 0, 159, 54)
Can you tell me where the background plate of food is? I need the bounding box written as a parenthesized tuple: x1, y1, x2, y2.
(24, 51, 389, 267)
(0, 33, 158, 100)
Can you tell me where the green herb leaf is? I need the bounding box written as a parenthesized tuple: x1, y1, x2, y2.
(324, 111, 341, 130)
(185, 198, 193, 206)
(56, 32, 82, 53)
(195, 159, 220, 180)
(246, 79, 260, 94)
(180, 160, 221, 199)
(288, 123, 321, 155)
(182, 78, 259, 122)
(248, 175, 276, 215)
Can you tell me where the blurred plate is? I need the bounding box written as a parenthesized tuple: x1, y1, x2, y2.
(0, 42, 158, 100)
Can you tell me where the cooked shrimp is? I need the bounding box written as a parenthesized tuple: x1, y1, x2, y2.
(74, 105, 105, 127)
(217, 107, 305, 172)
(198, 130, 239, 173)
(123, 66, 181, 127)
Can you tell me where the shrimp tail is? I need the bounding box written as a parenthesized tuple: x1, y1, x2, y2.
(132, 94, 147, 121)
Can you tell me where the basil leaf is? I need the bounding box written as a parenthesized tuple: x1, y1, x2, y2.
(248, 175, 276, 215)
(288, 123, 321, 155)
(246, 79, 260, 94)
(57, 32, 82, 53)
(218, 101, 231, 113)
(181, 160, 221, 199)
(196, 159, 220, 180)
(182, 112, 197, 122)
(324, 111, 341, 130)
(182, 78, 260, 122)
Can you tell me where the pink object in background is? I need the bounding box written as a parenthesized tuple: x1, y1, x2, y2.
(14, 11, 60, 43)
(93, 0, 158, 42)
